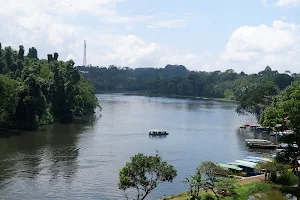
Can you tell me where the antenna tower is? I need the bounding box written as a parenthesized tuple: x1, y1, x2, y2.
(83, 40, 87, 66)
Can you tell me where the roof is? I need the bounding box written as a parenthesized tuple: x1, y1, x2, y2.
(243, 158, 260, 163)
(235, 160, 257, 167)
(247, 156, 271, 162)
(228, 162, 255, 169)
(217, 163, 242, 171)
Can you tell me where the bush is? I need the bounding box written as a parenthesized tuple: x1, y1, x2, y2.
(235, 182, 270, 200)
(199, 193, 216, 200)
(276, 171, 298, 186)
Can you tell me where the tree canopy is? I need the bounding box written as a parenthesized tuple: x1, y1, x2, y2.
(118, 153, 177, 200)
(260, 81, 300, 188)
(0, 43, 99, 130)
(78, 65, 295, 105)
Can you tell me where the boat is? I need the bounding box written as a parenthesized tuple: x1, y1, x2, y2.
(242, 158, 260, 163)
(245, 139, 273, 145)
(246, 156, 271, 162)
(149, 130, 169, 136)
(217, 163, 243, 171)
(245, 139, 277, 149)
(270, 130, 294, 137)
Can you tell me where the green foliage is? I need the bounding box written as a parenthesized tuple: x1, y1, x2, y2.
(276, 171, 298, 186)
(236, 81, 279, 118)
(261, 81, 300, 188)
(216, 178, 237, 196)
(118, 153, 177, 200)
(198, 161, 228, 200)
(234, 182, 270, 200)
(0, 44, 99, 130)
(199, 193, 216, 200)
(78, 65, 292, 105)
(184, 169, 202, 199)
(0, 75, 19, 127)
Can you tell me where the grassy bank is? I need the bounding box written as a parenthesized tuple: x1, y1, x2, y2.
(162, 181, 271, 200)
(162, 175, 268, 200)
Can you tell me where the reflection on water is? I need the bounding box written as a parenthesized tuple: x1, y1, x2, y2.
(0, 94, 280, 199)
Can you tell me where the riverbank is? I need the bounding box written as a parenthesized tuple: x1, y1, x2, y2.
(161, 174, 266, 200)
(97, 91, 238, 103)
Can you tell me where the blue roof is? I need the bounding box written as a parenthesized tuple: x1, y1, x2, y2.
(246, 156, 271, 161)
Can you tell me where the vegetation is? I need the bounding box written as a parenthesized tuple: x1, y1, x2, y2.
(78, 66, 293, 94)
(198, 162, 228, 200)
(232, 182, 271, 200)
(260, 81, 300, 188)
(118, 153, 177, 200)
(0, 43, 99, 130)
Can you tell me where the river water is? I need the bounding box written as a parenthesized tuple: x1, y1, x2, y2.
(0, 94, 279, 199)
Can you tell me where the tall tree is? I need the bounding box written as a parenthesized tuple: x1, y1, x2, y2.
(18, 45, 24, 60)
(4, 46, 16, 72)
(27, 47, 38, 59)
(53, 52, 59, 61)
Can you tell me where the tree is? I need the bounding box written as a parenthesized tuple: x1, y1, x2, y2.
(27, 47, 38, 59)
(184, 169, 202, 200)
(216, 177, 237, 197)
(0, 44, 99, 130)
(18, 45, 24, 60)
(261, 81, 300, 189)
(255, 160, 288, 182)
(198, 161, 228, 200)
(4, 46, 17, 72)
(53, 52, 59, 61)
(236, 81, 279, 119)
(0, 75, 19, 127)
(118, 153, 177, 200)
(47, 54, 53, 62)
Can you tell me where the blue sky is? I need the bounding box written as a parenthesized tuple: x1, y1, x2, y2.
(0, 0, 300, 73)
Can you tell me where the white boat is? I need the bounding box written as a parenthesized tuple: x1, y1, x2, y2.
(149, 130, 169, 136)
(245, 139, 276, 149)
(245, 139, 272, 145)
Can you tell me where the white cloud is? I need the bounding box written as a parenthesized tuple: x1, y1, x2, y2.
(275, 0, 300, 6)
(218, 20, 300, 73)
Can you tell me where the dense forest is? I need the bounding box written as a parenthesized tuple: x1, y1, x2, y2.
(78, 65, 297, 99)
(0, 43, 99, 130)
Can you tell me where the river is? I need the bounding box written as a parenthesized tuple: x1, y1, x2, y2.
(0, 94, 279, 199)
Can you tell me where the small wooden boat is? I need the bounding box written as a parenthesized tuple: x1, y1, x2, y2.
(149, 130, 169, 136)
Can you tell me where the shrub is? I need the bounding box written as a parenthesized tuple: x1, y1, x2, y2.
(276, 171, 298, 186)
(199, 193, 216, 200)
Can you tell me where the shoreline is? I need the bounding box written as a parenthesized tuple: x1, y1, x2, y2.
(96, 91, 238, 103)
(161, 174, 266, 200)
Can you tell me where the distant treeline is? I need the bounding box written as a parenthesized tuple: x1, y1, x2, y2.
(77, 65, 297, 101)
(0, 43, 99, 130)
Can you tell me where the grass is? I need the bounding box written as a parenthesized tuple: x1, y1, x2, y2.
(163, 181, 271, 200)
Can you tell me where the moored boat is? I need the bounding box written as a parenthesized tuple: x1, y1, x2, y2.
(245, 139, 276, 149)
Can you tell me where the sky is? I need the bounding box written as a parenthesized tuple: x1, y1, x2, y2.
(0, 0, 300, 73)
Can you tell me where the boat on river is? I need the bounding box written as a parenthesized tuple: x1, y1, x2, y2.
(149, 130, 169, 136)
(245, 139, 277, 149)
